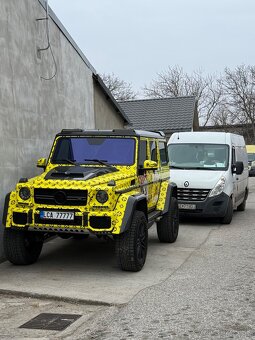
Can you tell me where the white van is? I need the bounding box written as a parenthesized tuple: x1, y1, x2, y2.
(168, 132, 249, 224)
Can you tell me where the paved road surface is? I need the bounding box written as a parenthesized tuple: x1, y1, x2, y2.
(0, 179, 254, 339)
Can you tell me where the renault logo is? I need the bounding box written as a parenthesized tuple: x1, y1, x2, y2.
(184, 181, 189, 188)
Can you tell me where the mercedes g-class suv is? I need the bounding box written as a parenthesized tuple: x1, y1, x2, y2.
(3, 129, 179, 271)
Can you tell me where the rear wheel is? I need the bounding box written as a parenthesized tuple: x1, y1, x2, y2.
(115, 211, 148, 272)
(157, 197, 179, 243)
(3, 228, 44, 265)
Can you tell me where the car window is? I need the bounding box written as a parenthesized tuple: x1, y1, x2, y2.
(150, 141, 157, 162)
(159, 141, 168, 165)
(139, 140, 147, 168)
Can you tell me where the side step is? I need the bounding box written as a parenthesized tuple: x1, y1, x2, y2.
(148, 210, 162, 228)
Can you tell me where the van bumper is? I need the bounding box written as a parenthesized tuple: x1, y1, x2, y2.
(178, 192, 229, 218)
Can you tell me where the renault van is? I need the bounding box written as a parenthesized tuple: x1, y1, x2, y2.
(168, 132, 249, 224)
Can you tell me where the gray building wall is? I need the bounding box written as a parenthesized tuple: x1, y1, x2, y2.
(0, 0, 95, 258)
(94, 81, 125, 129)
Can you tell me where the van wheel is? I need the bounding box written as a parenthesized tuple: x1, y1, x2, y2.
(115, 211, 148, 272)
(157, 197, 179, 243)
(237, 198, 246, 211)
(3, 229, 44, 265)
(221, 198, 233, 224)
(237, 190, 248, 211)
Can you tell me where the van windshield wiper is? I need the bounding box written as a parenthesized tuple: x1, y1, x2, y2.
(170, 165, 186, 169)
(170, 165, 221, 170)
(84, 159, 117, 171)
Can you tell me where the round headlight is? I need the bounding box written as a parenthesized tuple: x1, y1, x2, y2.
(96, 190, 108, 204)
(19, 187, 31, 200)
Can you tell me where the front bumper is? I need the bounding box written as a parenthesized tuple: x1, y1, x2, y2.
(8, 208, 115, 234)
(178, 192, 229, 218)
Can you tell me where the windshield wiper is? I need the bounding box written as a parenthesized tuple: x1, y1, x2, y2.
(171, 165, 221, 171)
(170, 165, 186, 169)
(57, 159, 78, 166)
(84, 159, 117, 170)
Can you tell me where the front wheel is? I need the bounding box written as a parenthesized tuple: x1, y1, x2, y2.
(115, 211, 148, 272)
(3, 228, 44, 265)
(221, 198, 233, 224)
(237, 189, 248, 211)
(157, 197, 179, 243)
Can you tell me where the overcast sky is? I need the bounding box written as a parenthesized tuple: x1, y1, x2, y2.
(49, 0, 255, 92)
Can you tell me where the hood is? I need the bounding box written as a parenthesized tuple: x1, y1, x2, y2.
(170, 169, 226, 189)
(44, 165, 118, 181)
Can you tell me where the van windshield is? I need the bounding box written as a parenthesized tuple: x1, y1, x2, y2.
(168, 144, 229, 170)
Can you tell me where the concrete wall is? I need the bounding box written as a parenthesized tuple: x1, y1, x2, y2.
(0, 0, 95, 258)
(93, 81, 125, 129)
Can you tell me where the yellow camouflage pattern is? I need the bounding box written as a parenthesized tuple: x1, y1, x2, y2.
(4, 134, 170, 234)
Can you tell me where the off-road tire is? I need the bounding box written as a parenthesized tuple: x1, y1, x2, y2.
(157, 197, 179, 243)
(3, 229, 44, 265)
(221, 198, 233, 224)
(115, 210, 148, 272)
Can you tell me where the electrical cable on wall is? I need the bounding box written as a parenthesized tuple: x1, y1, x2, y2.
(37, 0, 57, 80)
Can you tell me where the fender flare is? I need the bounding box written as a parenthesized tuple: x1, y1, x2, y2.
(2, 192, 11, 226)
(120, 193, 147, 233)
(162, 182, 177, 214)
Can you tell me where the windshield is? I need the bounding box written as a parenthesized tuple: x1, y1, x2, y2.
(51, 137, 136, 165)
(168, 143, 229, 170)
(248, 153, 255, 162)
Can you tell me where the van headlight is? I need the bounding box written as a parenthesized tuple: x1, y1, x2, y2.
(209, 177, 226, 197)
(19, 187, 31, 200)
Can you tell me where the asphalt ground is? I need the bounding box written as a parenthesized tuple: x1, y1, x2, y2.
(0, 179, 254, 339)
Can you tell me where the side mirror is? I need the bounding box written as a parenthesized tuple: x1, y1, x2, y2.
(37, 158, 47, 169)
(143, 160, 158, 170)
(233, 161, 244, 175)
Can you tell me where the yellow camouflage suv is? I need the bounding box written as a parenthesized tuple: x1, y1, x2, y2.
(3, 129, 179, 271)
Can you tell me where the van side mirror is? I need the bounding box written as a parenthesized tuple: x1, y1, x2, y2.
(37, 158, 47, 169)
(232, 161, 244, 175)
(143, 160, 158, 170)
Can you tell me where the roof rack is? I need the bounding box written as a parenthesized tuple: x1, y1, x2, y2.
(61, 129, 84, 133)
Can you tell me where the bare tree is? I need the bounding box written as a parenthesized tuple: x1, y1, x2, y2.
(143, 66, 223, 126)
(101, 73, 137, 101)
(222, 65, 255, 140)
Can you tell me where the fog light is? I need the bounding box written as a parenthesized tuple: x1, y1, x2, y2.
(19, 187, 31, 200)
(96, 190, 108, 204)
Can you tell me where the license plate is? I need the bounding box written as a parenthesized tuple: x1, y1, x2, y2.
(40, 211, 75, 220)
(178, 203, 196, 210)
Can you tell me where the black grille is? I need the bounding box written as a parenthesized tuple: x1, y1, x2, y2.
(178, 188, 210, 201)
(34, 189, 87, 206)
(13, 212, 28, 225)
(90, 216, 111, 229)
(34, 214, 83, 226)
